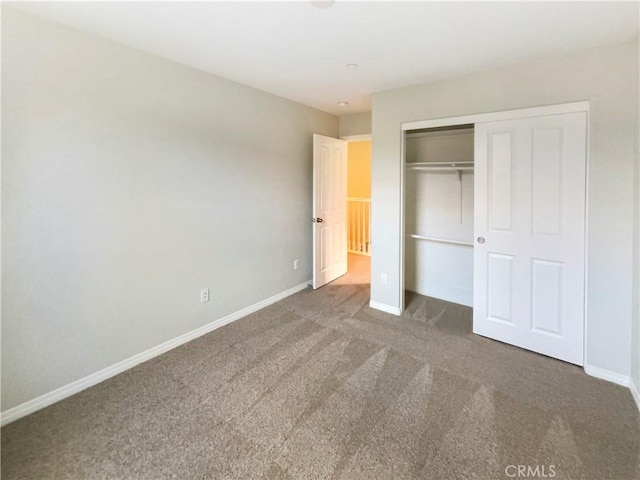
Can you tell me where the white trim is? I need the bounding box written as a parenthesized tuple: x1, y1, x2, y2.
(584, 364, 631, 387)
(402, 101, 590, 131)
(0, 281, 311, 426)
(630, 378, 640, 412)
(582, 109, 591, 368)
(369, 300, 402, 316)
(584, 365, 640, 412)
(399, 126, 406, 313)
(340, 134, 371, 142)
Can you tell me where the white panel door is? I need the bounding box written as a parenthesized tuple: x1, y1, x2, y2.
(313, 134, 347, 289)
(473, 112, 587, 365)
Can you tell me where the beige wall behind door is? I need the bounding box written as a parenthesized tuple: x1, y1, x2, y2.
(347, 140, 371, 198)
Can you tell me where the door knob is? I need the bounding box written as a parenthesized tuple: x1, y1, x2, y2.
(477, 236, 485, 244)
(316, 218, 324, 223)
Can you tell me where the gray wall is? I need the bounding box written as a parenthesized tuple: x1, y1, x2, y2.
(1, 8, 338, 411)
(339, 112, 372, 137)
(371, 39, 639, 378)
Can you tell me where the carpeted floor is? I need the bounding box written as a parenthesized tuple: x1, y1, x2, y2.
(2, 255, 639, 479)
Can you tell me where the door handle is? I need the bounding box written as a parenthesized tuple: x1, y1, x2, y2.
(316, 218, 324, 223)
(477, 236, 485, 244)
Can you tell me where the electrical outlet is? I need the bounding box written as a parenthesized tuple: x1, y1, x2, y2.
(381, 273, 388, 285)
(293, 259, 300, 270)
(200, 288, 210, 303)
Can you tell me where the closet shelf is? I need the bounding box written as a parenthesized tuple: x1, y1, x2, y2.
(407, 234, 474, 247)
(405, 161, 474, 171)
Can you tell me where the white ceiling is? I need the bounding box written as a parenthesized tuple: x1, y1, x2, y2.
(8, 1, 640, 115)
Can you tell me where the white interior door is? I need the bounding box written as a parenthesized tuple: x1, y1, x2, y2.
(473, 112, 587, 365)
(313, 134, 348, 289)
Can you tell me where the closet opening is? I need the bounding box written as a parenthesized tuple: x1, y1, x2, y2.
(403, 124, 474, 308)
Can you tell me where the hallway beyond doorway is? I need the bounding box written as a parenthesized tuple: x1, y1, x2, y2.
(333, 253, 370, 287)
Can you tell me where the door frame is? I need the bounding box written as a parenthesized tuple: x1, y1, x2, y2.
(399, 101, 590, 363)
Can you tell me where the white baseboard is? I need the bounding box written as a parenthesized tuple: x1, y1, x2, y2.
(408, 287, 473, 308)
(0, 281, 311, 427)
(584, 364, 631, 387)
(630, 378, 640, 413)
(583, 365, 640, 412)
(369, 300, 402, 316)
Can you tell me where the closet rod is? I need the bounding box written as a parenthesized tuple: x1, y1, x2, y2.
(406, 166, 474, 171)
(407, 234, 474, 247)
(406, 161, 474, 167)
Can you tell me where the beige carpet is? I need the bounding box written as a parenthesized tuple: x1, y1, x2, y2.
(2, 255, 639, 479)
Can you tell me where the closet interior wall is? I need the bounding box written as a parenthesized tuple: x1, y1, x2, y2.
(404, 126, 475, 307)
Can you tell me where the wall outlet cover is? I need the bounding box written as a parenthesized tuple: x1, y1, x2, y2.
(200, 288, 210, 303)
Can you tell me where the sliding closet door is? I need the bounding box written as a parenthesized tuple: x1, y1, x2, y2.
(473, 112, 586, 365)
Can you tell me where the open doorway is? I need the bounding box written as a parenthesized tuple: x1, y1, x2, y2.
(312, 133, 371, 289)
(344, 136, 371, 286)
